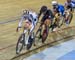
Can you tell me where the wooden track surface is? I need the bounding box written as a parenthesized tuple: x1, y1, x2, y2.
(0, 0, 75, 60)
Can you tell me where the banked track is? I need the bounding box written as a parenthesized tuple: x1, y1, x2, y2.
(0, 19, 75, 60)
(11, 26, 75, 60)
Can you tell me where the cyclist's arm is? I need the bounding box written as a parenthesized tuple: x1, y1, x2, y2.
(16, 15, 24, 32)
(18, 16, 24, 28)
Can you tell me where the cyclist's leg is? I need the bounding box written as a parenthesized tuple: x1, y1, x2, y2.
(24, 22, 34, 45)
(23, 21, 31, 45)
(44, 19, 50, 32)
(29, 23, 35, 39)
(26, 23, 35, 47)
(23, 29, 29, 45)
(39, 16, 46, 35)
(24, 24, 34, 45)
(65, 11, 70, 25)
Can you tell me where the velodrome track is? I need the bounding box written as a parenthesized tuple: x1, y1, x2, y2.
(0, 0, 75, 60)
(0, 18, 75, 60)
(11, 26, 75, 60)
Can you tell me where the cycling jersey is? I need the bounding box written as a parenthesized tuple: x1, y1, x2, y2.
(18, 11, 38, 27)
(29, 11, 38, 26)
(41, 9, 54, 22)
(72, 1, 75, 8)
(52, 4, 65, 16)
(18, 11, 38, 33)
(72, 0, 75, 2)
(65, 1, 75, 8)
(18, 13, 32, 27)
(55, 4, 65, 16)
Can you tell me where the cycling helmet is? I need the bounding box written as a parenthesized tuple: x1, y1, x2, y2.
(23, 10, 29, 15)
(51, 0, 58, 6)
(40, 5, 47, 13)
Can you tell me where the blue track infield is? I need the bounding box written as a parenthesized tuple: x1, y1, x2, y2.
(58, 50, 75, 60)
(23, 39, 75, 60)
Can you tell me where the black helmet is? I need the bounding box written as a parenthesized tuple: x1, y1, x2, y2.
(40, 5, 47, 13)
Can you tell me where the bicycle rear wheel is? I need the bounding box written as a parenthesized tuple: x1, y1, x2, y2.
(16, 34, 25, 54)
(42, 27, 48, 43)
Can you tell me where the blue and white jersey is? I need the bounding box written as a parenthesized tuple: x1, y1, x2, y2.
(57, 4, 65, 16)
(65, 1, 75, 8)
(72, 0, 75, 8)
(72, 0, 75, 2)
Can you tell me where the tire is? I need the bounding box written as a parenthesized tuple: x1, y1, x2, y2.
(16, 34, 25, 54)
(26, 34, 34, 50)
(42, 27, 48, 43)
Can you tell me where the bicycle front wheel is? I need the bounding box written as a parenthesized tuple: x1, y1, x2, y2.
(26, 33, 34, 50)
(16, 34, 25, 54)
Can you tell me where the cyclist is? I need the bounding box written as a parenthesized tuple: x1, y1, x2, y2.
(38, 6, 54, 37)
(64, 0, 74, 25)
(38, 5, 54, 25)
(51, 0, 65, 30)
(52, 1, 65, 16)
(16, 10, 38, 44)
(65, 0, 75, 9)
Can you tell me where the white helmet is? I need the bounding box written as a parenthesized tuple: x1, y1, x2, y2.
(23, 10, 29, 14)
(51, 0, 58, 5)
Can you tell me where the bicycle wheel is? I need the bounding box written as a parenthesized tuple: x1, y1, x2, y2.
(42, 27, 49, 43)
(26, 32, 34, 50)
(36, 28, 42, 39)
(16, 33, 25, 54)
